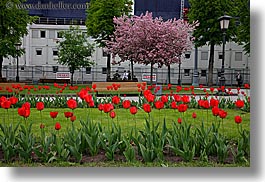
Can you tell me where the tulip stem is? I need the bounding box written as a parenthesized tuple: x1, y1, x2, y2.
(222, 118, 224, 136)
(134, 114, 136, 137)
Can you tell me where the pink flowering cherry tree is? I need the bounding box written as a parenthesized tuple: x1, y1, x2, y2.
(106, 11, 195, 84)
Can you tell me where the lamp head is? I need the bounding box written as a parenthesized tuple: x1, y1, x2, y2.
(218, 15, 232, 31)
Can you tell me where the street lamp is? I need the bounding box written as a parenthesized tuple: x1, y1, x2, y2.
(15, 42, 22, 82)
(218, 15, 232, 89)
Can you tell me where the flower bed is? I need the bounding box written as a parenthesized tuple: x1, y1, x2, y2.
(0, 83, 250, 166)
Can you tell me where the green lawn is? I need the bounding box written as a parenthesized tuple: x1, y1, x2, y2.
(0, 107, 250, 140)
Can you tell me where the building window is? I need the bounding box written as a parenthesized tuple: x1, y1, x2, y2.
(32, 30, 38, 38)
(40, 30, 46, 38)
(53, 66, 58, 73)
(235, 52, 242, 61)
(86, 67, 91, 74)
(185, 52, 191, 59)
(53, 49, 58, 56)
(36, 49, 42, 56)
(218, 52, 223, 60)
(201, 51, 208, 60)
(184, 69, 190, 76)
(217, 70, 222, 77)
(102, 67, 107, 74)
(57, 31, 63, 38)
(201, 70, 207, 77)
(102, 50, 108, 57)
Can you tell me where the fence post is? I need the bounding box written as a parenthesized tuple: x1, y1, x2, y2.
(31, 67, 33, 82)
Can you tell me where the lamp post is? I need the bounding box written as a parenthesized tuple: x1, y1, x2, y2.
(192, 46, 199, 86)
(177, 62, 181, 85)
(15, 42, 22, 82)
(218, 15, 232, 89)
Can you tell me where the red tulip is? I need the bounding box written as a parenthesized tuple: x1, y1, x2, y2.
(22, 102, 31, 110)
(0, 96, 7, 103)
(178, 118, 182, 124)
(112, 96, 120, 105)
(109, 111, 116, 118)
(192, 112, 197, 119)
(78, 89, 88, 100)
(1, 100, 11, 109)
(67, 98, 77, 110)
(18, 107, 30, 118)
(55, 122, 61, 130)
(176, 86, 182, 92)
(178, 104, 188, 112)
(173, 94, 181, 102)
(212, 106, 219, 116)
(154, 100, 164, 110)
(50, 111, 59, 119)
(89, 101, 95, 108)
(244, 84, 250, 89)
(40, 123, 45, 129)
(84, 94, 93, 104)
(103, 103, 114, 113)
(70, 115, 76, 122)
(143, 103, 151, 113)
(202, 100, 210, 109)
(198, 99, 204, 107)
(235, 100, 244, 109)
(92, 84, 97, 90)
(181, 95, 190, 103)
(64, 112, 73, 118)
(36, 102, 44, 111)
(219, 110, 227, 119)
(98, 103, 104, 111)
(234, 115, 242, 124)
(146, 94, 155, 103)
(122, 100, 131, 109)
(130, 106, 138, 115)
(161, 95, 168, 103)
(9, 96, 18, 105)
(171, 101, 178, 109)
(210, 87, 215, 93)
(210, 98, 219, 108)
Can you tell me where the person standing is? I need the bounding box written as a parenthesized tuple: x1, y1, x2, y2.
(122, 70, 128, 80)
(113, 70, 121, 80)
(236, 72, 242, 88)
(127, 70, 131, 80)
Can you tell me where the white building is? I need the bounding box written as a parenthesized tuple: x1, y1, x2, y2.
(2, 22, 250, 86)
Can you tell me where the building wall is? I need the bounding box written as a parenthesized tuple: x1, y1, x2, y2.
(3, 24, 250, 85)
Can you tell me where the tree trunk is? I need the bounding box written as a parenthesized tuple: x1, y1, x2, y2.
(167, 65, 171, 84)
(150, 62, 154, 86)
(0, 56, 3, 78)
(107, 54, 111, 81)
(70, 69, 74, 86)
(131, 60, 134, 81)
(207, 43, 215, 86)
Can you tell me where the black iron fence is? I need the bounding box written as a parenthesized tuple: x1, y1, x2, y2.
(2, 65, 250, 86)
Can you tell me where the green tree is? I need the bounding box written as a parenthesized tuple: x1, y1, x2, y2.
(0, 0, 35, 78)
(234, 0, 250, 55)
(188, 0, 236, 86)
(57, 26, 95, 86)
(86, 0, 133, 81)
